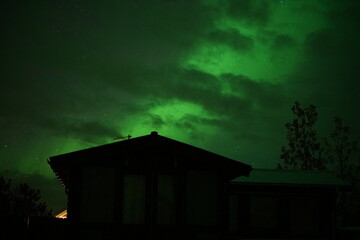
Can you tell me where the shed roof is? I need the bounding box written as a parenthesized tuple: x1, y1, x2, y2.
(231, 168, 351, 189)
(48, 131, 252, 188)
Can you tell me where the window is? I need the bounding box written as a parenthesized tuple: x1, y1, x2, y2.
(249, 196, 279, 232)
(288, 196, 320, 235)
(186, 171, 218, 225)
(157, 174, 176, 224)
(122, 174, 146, 224)
(79, 167, 115, 222)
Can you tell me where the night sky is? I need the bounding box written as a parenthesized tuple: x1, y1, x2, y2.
(1, 0, 360, 213)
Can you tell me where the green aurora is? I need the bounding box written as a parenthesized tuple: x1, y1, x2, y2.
(1, 0, 359, 212)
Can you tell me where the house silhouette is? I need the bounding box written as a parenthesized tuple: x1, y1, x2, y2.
(229, 168, 351, 240)
(48, 131, 251, 239)
(46, 131, 351, 240)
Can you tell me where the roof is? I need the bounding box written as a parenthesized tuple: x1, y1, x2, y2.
(231, 168, 352, 189)
(48, 131, 252, 188)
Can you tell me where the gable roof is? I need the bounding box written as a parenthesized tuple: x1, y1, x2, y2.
(48, 131, 252, 188)
(231, 168, 351, 189)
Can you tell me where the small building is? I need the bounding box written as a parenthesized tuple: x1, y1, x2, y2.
(48, 132, 351, 240)
(228, 168, 351, 240)
(48, 131, 252, 239)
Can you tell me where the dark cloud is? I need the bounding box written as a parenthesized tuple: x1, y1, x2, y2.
(130, 67, 290, 148)
(84, 0, 217, 67)
(225, 0, 270, 26)
(174, 114, 221, 140)
(271, 34, 296, 50)
(146, 114, 166, 129)
(326, 0, 360, 29)
(173, 72, 252, 117)
(0, 66, 131, 144)
(39, 118, 120, 145)
(221, 73, 287, 110)
(304, 29, 337, 58)
(286, 0, 360, 137)
(177, 68, 221, 92)
(257, 30, 296, 49)
(207, 29, 254, 52)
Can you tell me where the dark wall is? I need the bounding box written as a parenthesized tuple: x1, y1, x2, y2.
(228, 185, 336, 239)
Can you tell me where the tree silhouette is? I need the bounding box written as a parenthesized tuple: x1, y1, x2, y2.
(0, 176, 53, 218)
(323, 117, 360, 226)
(324, 116, 359, 182)
(0, 176, 12, 216)
(278, 101, 360, 225)
(278, 101, 326, 170)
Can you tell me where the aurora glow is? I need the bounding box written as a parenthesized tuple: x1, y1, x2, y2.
(1, 0, 359, 213)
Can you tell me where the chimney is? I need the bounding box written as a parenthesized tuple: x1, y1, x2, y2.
(151, 131, 158, 135)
